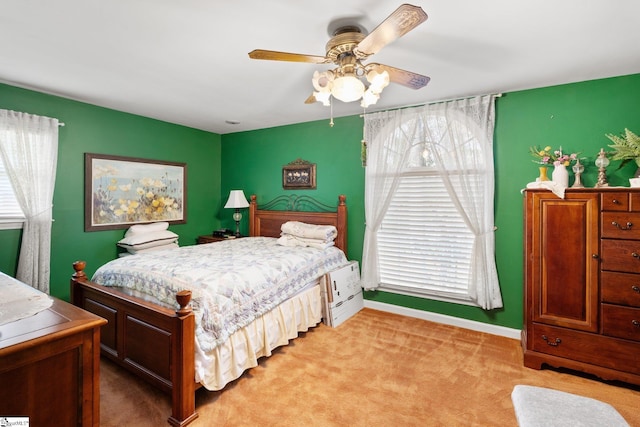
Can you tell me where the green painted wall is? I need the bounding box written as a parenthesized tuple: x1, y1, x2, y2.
(0, 83, 222, 300)
(3, 73, 639, 330)
(222, 73, 640, 330)
(220, 116, 366, 263)
(0, 228, 21, 277)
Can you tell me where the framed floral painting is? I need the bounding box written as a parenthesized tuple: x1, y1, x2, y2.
(84, 153, 187, 231)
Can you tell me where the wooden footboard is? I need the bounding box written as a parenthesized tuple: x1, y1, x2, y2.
(70, 261, 199, 426)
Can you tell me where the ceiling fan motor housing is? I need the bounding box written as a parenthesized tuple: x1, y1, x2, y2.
(325, 29, 366, 61)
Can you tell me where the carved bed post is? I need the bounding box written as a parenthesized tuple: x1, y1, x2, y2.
(336, 195, 347, 254)
(70, 260, 87, 306)
(168, 290, 198, 426)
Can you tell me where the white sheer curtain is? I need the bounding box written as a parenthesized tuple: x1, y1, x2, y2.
(362, 95, 503, 310)
(361, 109, 418, 292)
(0, 110, 59, 293)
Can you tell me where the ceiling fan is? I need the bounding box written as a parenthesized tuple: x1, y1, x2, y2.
(248, 4, 430, 108)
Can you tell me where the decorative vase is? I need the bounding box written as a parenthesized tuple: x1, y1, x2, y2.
(552, 164, 569, 187)
(538, 166, 550, 182)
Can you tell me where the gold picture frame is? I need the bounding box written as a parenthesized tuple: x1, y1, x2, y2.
(282, 158, 316, 190)
(84, 153, 187, 231)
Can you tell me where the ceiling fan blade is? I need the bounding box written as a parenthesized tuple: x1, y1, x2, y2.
(304, 94, 317, 104)
(378, 64, 430, 89)
(248, 49, 330, 64)
(355, 4, 428, 58)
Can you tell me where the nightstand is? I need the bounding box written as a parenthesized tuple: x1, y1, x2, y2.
(197, 235, 239, 244)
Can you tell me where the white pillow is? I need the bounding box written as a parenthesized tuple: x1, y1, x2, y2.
(117, 230, 178, 250)
(124, 221, 170, 237)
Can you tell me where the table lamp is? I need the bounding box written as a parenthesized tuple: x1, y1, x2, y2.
(224, 190, 249, 237)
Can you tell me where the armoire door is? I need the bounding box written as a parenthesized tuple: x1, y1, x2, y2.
(525, 191, 600, 332)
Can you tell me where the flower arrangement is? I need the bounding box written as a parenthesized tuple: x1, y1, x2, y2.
(529, 145, 578, 166)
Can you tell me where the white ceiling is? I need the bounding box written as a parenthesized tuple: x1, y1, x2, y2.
(2, 1, 639, 134)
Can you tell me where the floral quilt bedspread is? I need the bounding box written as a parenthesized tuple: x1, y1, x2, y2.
(92, 237, 347, 351)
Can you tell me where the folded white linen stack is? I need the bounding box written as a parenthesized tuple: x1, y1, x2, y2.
(277, 221, 337, 249)
(117, 221, 179, 255)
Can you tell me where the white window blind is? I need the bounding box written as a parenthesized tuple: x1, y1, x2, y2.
(377, 171, 477, 303)
(0, 152, 26, 228)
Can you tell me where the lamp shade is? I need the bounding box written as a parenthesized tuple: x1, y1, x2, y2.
(224, 190, 249, 209)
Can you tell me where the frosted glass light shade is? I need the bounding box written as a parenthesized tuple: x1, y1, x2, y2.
(312, 70, 334, 91)
(360, 89, 380, 108)
(314, 90, 331, 106)
(224, 190, 249, 209)
(366, 68, 390, 93)
(331, 76, 365, 102)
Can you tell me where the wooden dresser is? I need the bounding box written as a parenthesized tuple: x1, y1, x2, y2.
(0, 297, 107, 426)
(523, 188, 640, 385)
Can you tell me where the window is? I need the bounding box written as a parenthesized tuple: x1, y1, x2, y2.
(362, 95, 502, 309)
(376, 140, 483, 305)
(0, 156, 25, 229)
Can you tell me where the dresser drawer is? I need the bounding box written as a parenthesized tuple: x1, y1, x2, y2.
(601, 271, 640, 307)
(602, 304, 640, 342)
(631, 192, 640, 212)
(601, 212, 640, 239)
(601, 239, 640, 273)
(602, 192, 629, 211)
(531, 323, 640, 375)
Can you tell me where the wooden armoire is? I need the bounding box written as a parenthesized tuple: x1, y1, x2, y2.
(523, 188, 640, 385)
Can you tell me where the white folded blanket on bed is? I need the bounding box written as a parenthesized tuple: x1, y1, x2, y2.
(276, 234, 335, 249)
(280, 221, 337, 242)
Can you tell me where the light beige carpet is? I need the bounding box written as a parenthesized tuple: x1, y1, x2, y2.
(100, 308, 640, 426)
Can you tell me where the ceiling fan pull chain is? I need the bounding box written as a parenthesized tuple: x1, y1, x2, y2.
(329, 97, 334, 127)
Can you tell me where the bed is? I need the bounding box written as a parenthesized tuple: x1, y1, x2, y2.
(70, 194, 348, 426)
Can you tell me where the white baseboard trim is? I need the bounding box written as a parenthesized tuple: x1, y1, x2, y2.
(363, 300, 522, 341)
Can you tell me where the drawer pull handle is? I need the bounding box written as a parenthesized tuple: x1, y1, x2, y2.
(542, 335, 561, 346)
(611, 221, 633, 230)
(612, 199, 620, 204)
(633, 253, 640, 259)
(633, 320, 640, 328)
(633, 285, 640, 294)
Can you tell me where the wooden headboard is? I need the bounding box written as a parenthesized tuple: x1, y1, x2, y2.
(249, 194, 347, 253)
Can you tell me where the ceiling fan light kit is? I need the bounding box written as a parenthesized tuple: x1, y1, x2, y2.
(249, 4, 429, 110)
(311, 64, 390, 107)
